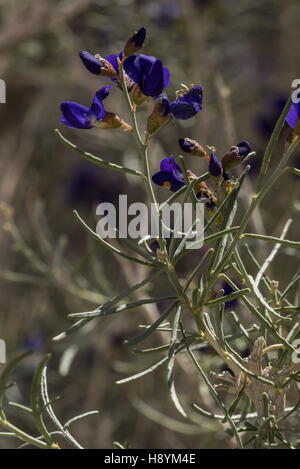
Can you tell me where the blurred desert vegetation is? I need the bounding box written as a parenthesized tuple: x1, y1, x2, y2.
(0, 0, 299, 449)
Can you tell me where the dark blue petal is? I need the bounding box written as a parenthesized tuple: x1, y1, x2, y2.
(158, 157, 185, 190)
(169, 86, 203, 120)
(105, 54, 120, 73)
(95, 86, 112, 101)
(169, 176, 185, 192)
(123, 55, 143, 89)
(79, 51, 103, 75)
(178, 86, 203, 107)
(178, 138, 193, 153)
(170, 102, 199, 120)
(209, 152, 223, 177)
(143, 59, 164, 96)
(152, 170, 184, 192)
(124, 54, 169, 97)
(133, 27, 146, 47)
(138, 54, 158, 75)
(286, 103, 300, 129)
(60, 102, 93, 129)
(163, 67, 170, 88)
(90, 95, 106, 122)
(237, 141, 252, 157)
(152, 170, 171, 186)
(160, 156, 181, 173)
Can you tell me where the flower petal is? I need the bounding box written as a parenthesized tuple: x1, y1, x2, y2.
(160, 156, 180, 173)
(170, 102, 199, 120)
(123, 55, 143, 88)
(152, 170, 184, 192)
(105, 54, 120, 73)
(236, 141, 252, 157)
(152, 170, 171, 186)
(143, 59, 164, 96)
(60, 102, 92, 129)
(178, 138, 193, 153)
(138, 54, 158, 75)
(179, 86, 203, 106)
(133, 27, 146, 47)
(163, 67, 170, 89)
(209, 152, 223, 177)
(95, 86, 112, 101)
(90, 96, 105, 122)
(79, 51, 103, 75)
(286, 103, 300, 130)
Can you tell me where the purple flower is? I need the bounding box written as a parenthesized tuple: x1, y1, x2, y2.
(79, 51, 103, 75)
(178, 137, 208, 158)
(152, 157, 185, 191)
(221, 141, 252, 172)
(209, 152, 223, 177)
(79, 51, 122, 77)
(60, 86, 111, 129)
(153, 86, 203, 121)
(286, 103, 300, 130)
(124, 53, 170, 97)
(170, 86, 203, 120)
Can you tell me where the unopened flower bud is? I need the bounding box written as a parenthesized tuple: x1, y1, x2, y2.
(221, 141, 252, 171)
(94, 55, 118, 77)
(124, 27, 146, 57)
(178, 138, 208, 160)
(237, 141, 252, 157)
(209, 152, 223, 177)
(79, 51, 117, 77)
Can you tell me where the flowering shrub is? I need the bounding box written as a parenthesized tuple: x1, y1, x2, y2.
(1, 27, 300, 450)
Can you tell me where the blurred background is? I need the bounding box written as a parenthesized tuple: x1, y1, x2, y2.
(0, 0, 299, 449)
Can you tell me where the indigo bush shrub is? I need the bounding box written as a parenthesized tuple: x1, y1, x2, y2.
(1, 26, 300, 450)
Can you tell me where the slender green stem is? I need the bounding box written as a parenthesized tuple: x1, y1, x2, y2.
(54, 129, 144, 178)
(0, 417, 50, 449)
(256, 95, 292, 191)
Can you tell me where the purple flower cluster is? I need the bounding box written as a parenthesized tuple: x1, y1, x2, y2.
(60, 27, 204, 131)
(124, 54, 170, 97)
(59, 26, 254, 214)
(61, 87, 111, 129)
(152, 140, 252, 193)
